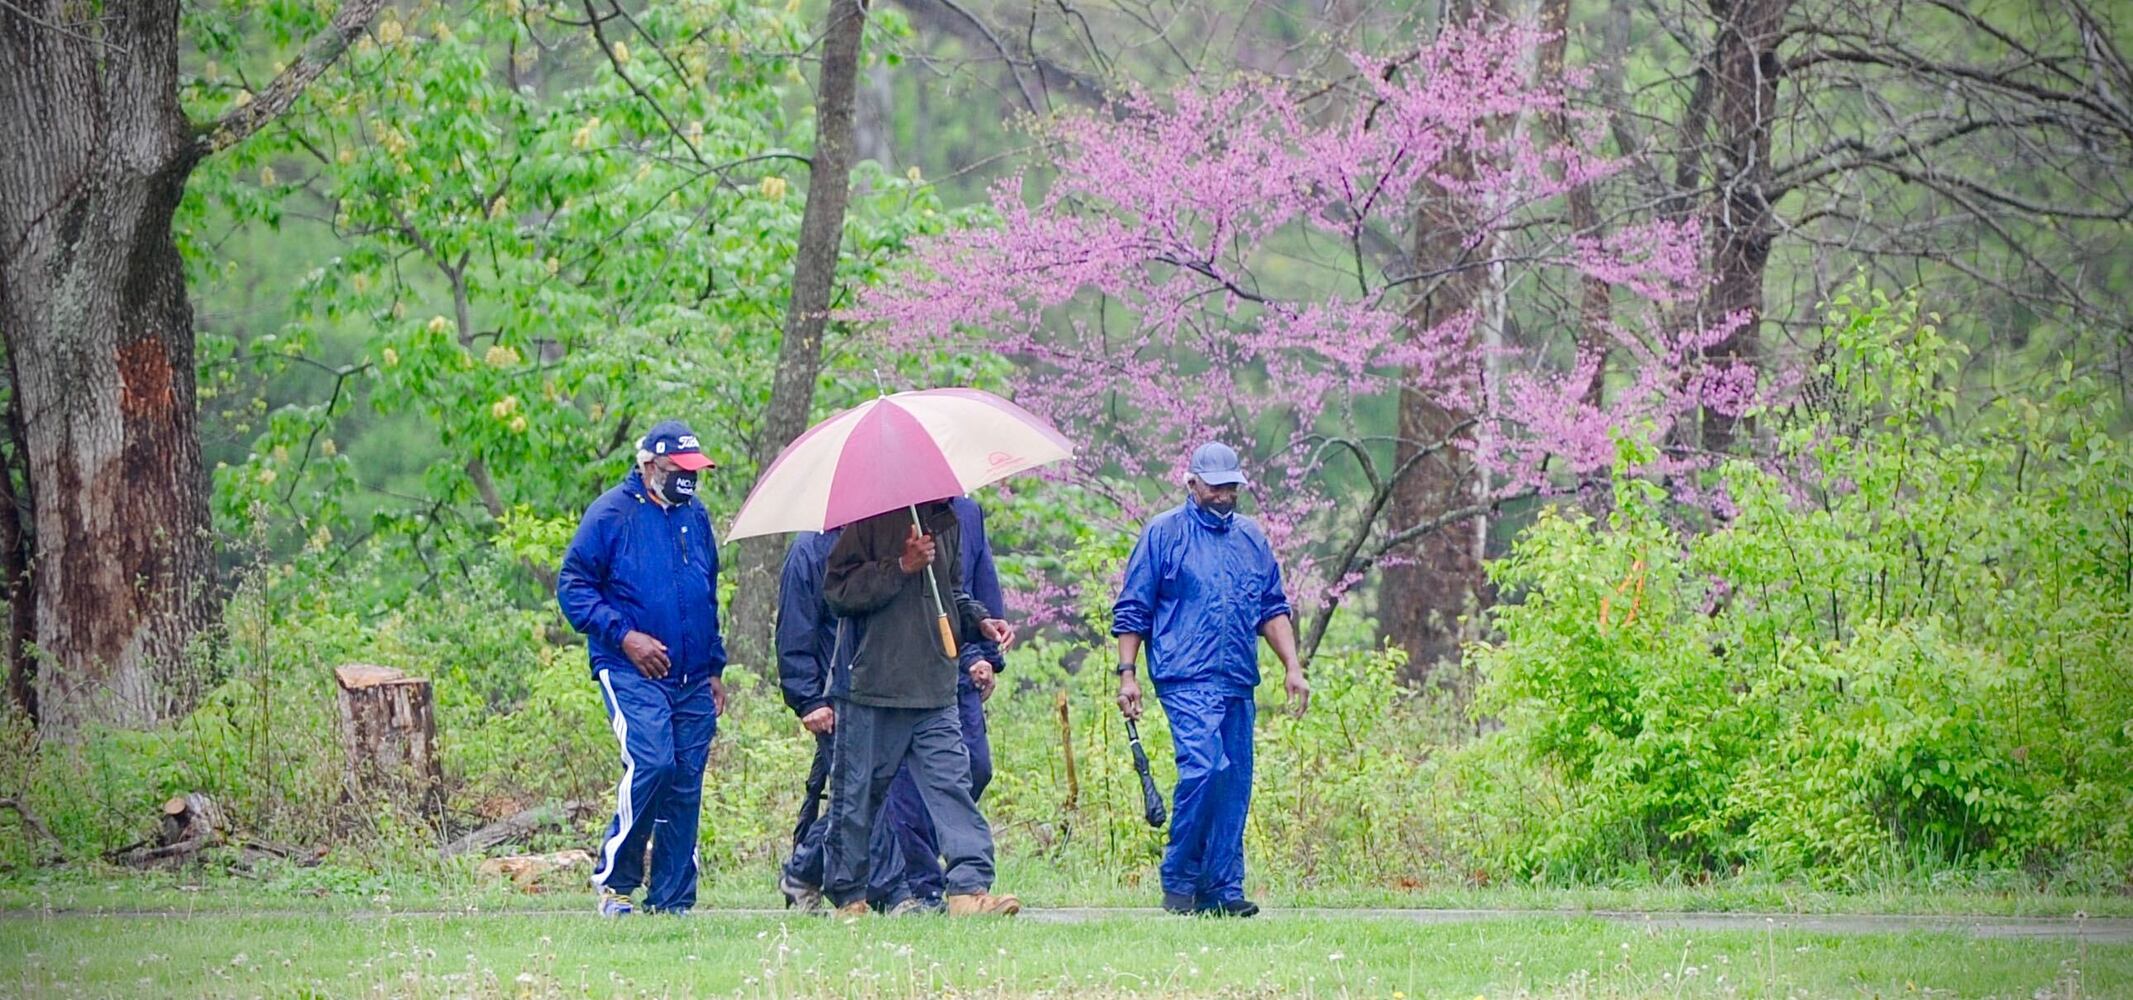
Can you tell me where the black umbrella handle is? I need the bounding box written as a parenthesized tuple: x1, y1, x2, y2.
(1123, 717, 1168, 829)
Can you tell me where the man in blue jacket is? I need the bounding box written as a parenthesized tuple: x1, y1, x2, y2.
(1112, 442, 1308, 918)
(557, 420, 729, 917)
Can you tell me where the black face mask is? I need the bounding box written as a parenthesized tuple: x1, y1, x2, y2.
(655, 468, 698, 506)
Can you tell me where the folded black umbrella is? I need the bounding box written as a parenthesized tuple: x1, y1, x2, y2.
(1124, 718, 1168, 829)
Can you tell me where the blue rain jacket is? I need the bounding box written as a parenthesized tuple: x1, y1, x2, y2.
(1111, 501, 1291, 691)
(775, 527, 844, 718)
(949, 497, 1006, 675)
(558, 468, 729, 683)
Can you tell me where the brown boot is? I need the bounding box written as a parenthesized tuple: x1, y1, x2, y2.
(835, 900, 871, 918)
(946, 892, 1022, 916)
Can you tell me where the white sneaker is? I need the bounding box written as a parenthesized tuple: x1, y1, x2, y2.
(597, 888, 634, 917)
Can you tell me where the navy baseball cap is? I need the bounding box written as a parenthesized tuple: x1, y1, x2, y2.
(640, 420, 715, 470)
(1188, 441, 1246, 487)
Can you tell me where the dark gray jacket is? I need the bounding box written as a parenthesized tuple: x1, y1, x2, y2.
(823, 502, 990, 709)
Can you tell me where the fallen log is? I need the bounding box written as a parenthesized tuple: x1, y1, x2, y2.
(476, 849, 593, 891)
(109, 793, 226, 867)
(440, 800, 592, 859)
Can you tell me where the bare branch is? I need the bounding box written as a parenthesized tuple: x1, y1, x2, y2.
(199, 0, 386, 155)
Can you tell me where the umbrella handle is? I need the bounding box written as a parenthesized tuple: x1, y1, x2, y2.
(935, 613, 960, 660)
(911, 505, 960, 660)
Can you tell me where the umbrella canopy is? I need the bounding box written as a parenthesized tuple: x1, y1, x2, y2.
(726, 387, 1073, 541)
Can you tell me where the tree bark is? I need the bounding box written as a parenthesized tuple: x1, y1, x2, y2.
(0, 0, 381, 738)
(1691, 0, 1791, 451)
(1, 1, 215, 735)
(1538, 0, 1613, 408)
(1377, 0, 1502, 676)
(727, 0, 868, 678)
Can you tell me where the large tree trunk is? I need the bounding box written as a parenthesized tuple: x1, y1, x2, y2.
(0, 2, 215, 736)
(726, 0, 869, 677)
(1691, 0, 1790, 452)
(1377, 0, 1508, 676)
(0, 0, 381, 737)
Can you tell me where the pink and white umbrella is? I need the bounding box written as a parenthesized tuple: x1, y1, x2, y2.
(726, 387, 1073, 541)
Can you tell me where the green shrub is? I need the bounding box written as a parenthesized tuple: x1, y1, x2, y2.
(1453, 288, 2133, 884)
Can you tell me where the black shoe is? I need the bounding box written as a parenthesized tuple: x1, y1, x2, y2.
(1196, 898, 1260, 918)
(1161, 892, 1196, 915)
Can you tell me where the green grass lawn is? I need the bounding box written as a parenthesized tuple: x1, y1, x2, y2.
(1, 909, 2117, 998)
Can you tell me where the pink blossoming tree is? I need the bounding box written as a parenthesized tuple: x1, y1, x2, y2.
(860, 21, 1755, 663)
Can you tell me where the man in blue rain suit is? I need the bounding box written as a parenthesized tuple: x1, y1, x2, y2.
(774, 498, 1007, 915)
(1112, 442, 1309, 918)
(558, 420, 729, 917)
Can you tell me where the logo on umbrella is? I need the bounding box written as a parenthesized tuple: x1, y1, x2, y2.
(987, 451, 1022, 468)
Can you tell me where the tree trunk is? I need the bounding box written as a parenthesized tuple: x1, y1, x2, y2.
(334, 664, 444, 821)
(0, 0, 381, 738)
(727, 0, 868, 678)
(0, 2, 215, 737)
(1377, 0, 1503, 676)
(1692, 0, 1790, 451)
(1538, 0, 1613, 408)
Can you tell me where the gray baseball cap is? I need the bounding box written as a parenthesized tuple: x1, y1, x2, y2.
(1188, 441, 1247, 487)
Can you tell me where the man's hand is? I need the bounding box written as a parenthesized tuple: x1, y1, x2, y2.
(711, 676, 729, 717)
(899, 525, 936, 574)
(621, 630, 670, 679)
(1285, 666, 1310, 716)
(1117, 671, 1144, 720)
(978, 618, 1016, 649)
(801, 706, 835, 735)
(968, 661, 996, 701)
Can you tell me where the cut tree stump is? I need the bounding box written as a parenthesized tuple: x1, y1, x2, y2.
(334, 664, 443, 822)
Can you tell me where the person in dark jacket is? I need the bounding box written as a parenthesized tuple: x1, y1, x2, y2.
(821, 500, 1021, 917)
(1112, 442, 1308, 918)
(777, 498, 1010, 915)
(868, 498, 1007, 912)
(557, 420, 729, 917)
(771, 525, 909, 913)
(773, 526, 843, 912)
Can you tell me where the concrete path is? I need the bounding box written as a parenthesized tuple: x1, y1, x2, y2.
(7, 906, 2130, 941)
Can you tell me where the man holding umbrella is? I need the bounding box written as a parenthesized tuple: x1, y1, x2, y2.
(557, 420, 729, 917)
(869, 496, 1008, 912)
(725, 388, 1074, 918)
(821, 500, 1021, 916)
(1113, 441, 1309, 918)
(774, 496, 1007, 915)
